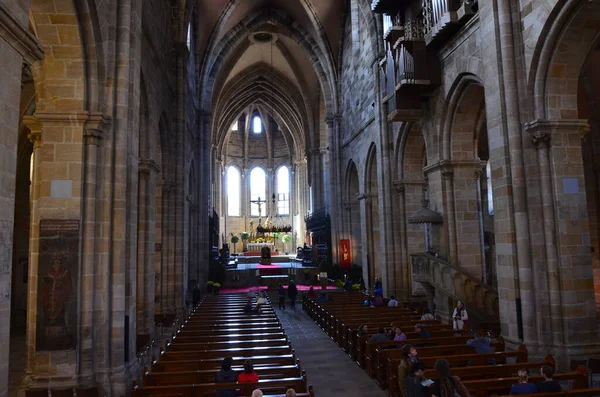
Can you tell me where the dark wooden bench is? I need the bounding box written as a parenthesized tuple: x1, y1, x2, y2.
(143, 364, 303, 385)
(166, 337, 289, 351)
(133, 377, 310, 397)
(151, 354, 298, 372)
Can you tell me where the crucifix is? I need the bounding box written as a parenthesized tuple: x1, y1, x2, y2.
(250, 196, 267, 224)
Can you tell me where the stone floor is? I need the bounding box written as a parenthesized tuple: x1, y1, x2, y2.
(273, 300, 387, 397)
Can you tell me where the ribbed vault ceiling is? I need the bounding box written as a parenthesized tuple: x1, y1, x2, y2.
(199, 0, 346, 162)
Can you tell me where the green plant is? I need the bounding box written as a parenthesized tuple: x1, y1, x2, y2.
(352, 283, 360, 291)
(335, 279, 345, 288)
(213, 283, 222, 288)
(207, 281, 214, 286)
(281, 234, 292, 244)
(231, 235, 239, 253)
(240, 232, 250, 240)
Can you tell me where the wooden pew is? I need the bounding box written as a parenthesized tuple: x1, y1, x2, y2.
(133, 376, 310, 397)
(143, 294, 311, 397)
(385, 344, 527, 395)
(385, 337, 506, 396)
(365, 335, 474, 377)
(347, 322, 447, 358)
(143, 364, 304, 386)
(159, 345, 293, 362)
(461, 367, 589, 397)
(166, 337, 289, 351)
(151, 354, 299, 372)
(171, 332, 287, 344)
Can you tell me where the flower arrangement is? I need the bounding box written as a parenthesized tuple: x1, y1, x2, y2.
(335, 279, 345, 288)
(352, 283, 360, 291)
(213, 283, 222, 288)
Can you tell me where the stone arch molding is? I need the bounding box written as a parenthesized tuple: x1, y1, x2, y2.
(199, 7, 338, 117)
(213, 64, 307, 161)
(529, 0, 600, 120)
(364, 143, 378, 195)
(440, 73, 485, 161)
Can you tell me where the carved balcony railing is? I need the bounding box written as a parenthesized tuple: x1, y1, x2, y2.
(383, 13, 404, 45)
(381, 17, 439, 122)
(411, 252, 499, 319)
(372, 0, 410, 14)
(421, 0, 477, 45)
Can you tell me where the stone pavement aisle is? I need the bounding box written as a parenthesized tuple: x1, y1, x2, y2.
(275, 303, 388, 397)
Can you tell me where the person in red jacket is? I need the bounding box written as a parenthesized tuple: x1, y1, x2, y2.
(237, 360, 259, 387)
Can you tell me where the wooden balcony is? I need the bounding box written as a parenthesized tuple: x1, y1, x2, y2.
(422, 0, 477, 46)
(371, 0, 409, 14)
(383, 14, 404, 48)
(381, 18, 440, 122)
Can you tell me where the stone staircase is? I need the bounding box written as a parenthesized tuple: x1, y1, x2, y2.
(411, 252, 500, 332)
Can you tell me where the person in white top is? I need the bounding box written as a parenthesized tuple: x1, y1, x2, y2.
(251, 390, 263, 397)
(420, 307, 435, 321)
(388, 295, 399, 307)
(452, 300, 468, 330)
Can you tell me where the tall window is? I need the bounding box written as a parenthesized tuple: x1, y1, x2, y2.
(250, 167, 266, 216)
(232, 120, 238, 131)
(226, 166, 241, 216)
(486, 161, 494, 215)
(253, 115, 262, 134)
(277, 166, 290, 215)
(186, 23, 192, 49)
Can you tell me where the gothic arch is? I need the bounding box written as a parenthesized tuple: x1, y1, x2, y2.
(200, 9, 338, 117)
(441, 73, 485, 161)
(529, 0, 600, 120)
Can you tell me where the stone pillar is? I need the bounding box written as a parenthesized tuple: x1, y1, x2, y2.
(357, 193, 374, 287)
(22, 111, 90, 387)
(441, 167, 458, 266)
(136, 159, 160, 335)
(79, 114, 109, 384)
(525, 119, 599, 359)
(0, 7, 43, 395)
(394, 182, 410, 299)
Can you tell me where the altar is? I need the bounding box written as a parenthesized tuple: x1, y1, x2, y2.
(247, 242, 274, 252)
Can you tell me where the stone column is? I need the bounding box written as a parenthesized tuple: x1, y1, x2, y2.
(0, 9, 43, 395)
(441, 166, 458, 265)
(394, 181, 409, 299)
(136, 159, 160, 335)
(22, 111, 90, 387)
(525, 119, 599, 359)
(357, 193, 373, 286)
(79, 114, 108, 384)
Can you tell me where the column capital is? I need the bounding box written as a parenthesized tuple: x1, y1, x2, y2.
(139, 158, 161, 175)
(524, 118, 590, 142)
(393, 180, 405, 194)
(84, 113, 110, 146)
(356, 192, 375, 201)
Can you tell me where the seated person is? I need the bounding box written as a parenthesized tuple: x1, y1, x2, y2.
(370, 327, 389, 343)
(254, 293, 266, 312)
(420, 308, 435, 321)
(215, 357, 238, 397)
(405, 362, 431, 397)
(374, 294, 385, 307)
(538, 365, 561, 393)
(243, 298, 253, 313)
(357, 323, 368, 336)
(316, 293, 328, 302)
(307, 286, 317, 300)
(238, 360, 259, 385)
(414, 324, 432, 347)
(466, 329, 494, 364)
(388, 296, 399, 307)
(510, 369, 538, 395)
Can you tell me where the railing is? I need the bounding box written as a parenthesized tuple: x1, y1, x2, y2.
(411, 252, 499, 317)
(383, 14, 393, 38)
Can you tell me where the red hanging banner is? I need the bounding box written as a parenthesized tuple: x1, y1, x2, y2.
(339, 239, 352, 268)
